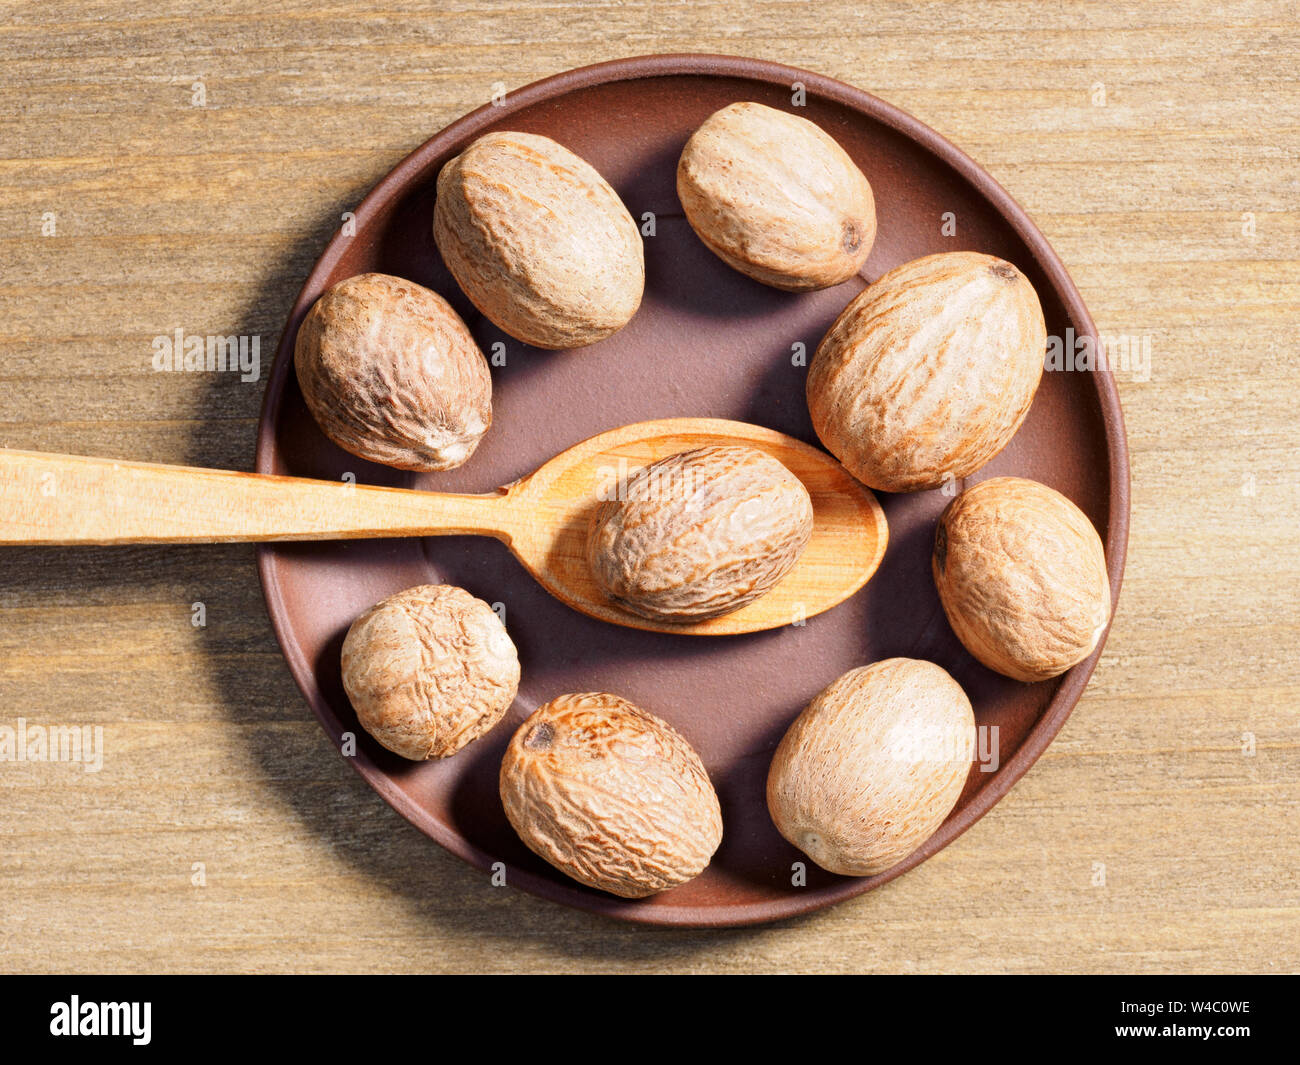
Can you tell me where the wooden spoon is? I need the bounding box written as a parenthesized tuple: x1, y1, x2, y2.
(0, 417, 887, 635)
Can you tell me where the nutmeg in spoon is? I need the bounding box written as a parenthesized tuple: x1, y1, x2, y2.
(0, 417, 888, 636)
(586, 444, 815, 623)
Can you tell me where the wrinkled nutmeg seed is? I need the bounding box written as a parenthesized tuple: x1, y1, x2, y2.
(933, 477, 1111, 682)
(433, 131, 644, 349)
(499, 692, 722, 898)
(806, 251, 1046, 492)
(341, 584, 519, 760)
(677, 101, 876, 291)
(294, 272, 493, 472)
(586, 445, 814, 622)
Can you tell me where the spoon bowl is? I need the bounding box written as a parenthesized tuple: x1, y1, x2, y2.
(502, 417, 887, 634)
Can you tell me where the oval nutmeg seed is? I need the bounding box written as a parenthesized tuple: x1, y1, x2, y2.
(806, 251, 1047, 492)
(294, 272, 493, 472)
(933, 477, 1112, 682)
(499, 692, 723, 898)
(677, 101, 876, 291)
(586, 445, 815, 622)
(341, 584, 520, 760)
(433, 131, 645, 349)
(766, 658, 976, 877)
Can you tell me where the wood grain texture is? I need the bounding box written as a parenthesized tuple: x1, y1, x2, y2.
(0, 0, 1296, 974)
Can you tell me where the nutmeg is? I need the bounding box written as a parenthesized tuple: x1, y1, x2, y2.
(806, 252, 1046, 492)
(341, 584, 519, 760)
(586, 445, 814, 622)
(433, 131, 644, 349)
(677, 101, 876, 291)
(499, 692, 722, 897)
(767, 658, 975, 876)
(294, 272, 492, 472)
(933, 477, 1111, 681)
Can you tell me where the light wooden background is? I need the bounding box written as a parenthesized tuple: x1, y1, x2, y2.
(1, 1, 1296, 974)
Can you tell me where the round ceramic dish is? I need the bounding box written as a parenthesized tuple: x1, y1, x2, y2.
(256, 54, 1129, 927)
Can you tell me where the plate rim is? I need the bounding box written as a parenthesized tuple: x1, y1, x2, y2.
(254, 52, 1131, 929)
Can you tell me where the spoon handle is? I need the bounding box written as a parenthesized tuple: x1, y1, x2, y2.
(0, 449, 514, 545)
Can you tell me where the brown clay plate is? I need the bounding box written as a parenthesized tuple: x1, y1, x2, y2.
(256, 54, 1129, 927)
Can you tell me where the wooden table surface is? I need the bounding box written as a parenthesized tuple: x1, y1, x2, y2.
(1, 1, 1296, 974)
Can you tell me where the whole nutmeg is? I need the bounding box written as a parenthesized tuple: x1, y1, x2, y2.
(677, 101, 876, 291)
(586, 445, 814, 622)
(499, 692, 723, 898)
(933, 477, 1111, 682)
(433, 131, 644, 349)
(767, 658, 975, 877)
(294, 272, 492, 472)
(806, 252, 1047, 492)
(341, 584, 519, 760)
